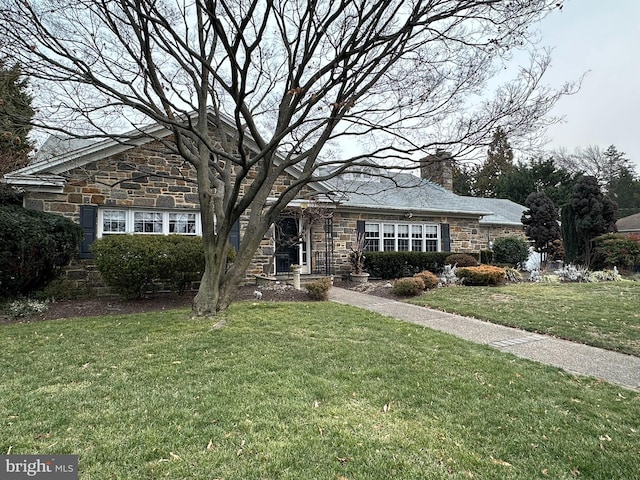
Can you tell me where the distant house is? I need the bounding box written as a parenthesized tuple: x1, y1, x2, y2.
(2, 118, 526, 286)
(616, 213, 640, 236)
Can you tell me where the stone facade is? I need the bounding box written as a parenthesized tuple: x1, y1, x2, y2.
(17, 138, 525, 289)
(24, 141, 200, 221)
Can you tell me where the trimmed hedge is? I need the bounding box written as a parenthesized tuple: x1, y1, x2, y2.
(91, 235, 235, 298)
(445, 253, 478, 267)
(457, 265, 506, 286)
(364, 251, 451, 279)
(0, 205, 82, 297)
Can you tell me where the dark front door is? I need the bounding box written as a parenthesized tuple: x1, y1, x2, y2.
(275, 217, 299, 273)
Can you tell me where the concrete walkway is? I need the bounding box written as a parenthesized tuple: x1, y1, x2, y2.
(330, 287, 640, 392)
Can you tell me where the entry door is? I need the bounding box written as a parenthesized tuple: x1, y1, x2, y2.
(275, 217, 300, 274)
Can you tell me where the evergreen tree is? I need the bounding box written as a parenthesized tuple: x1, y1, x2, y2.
(571, 176, 618, 267)
(452, 163, 476, 196)
(0, 59, 34, 177)
(495, 157, 577, 207)
(521, 191, 561, 267)
(608, 165, 640, 217)
(476, 126, 514, 197)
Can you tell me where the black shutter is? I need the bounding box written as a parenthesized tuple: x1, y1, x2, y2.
(440, 223, 451, 252)
(356, 220, 365, 236)
(79, 205, 97, 259)
(229, 219, 241, 251)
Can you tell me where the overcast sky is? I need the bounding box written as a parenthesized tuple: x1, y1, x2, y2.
(534, 0, 640, 171)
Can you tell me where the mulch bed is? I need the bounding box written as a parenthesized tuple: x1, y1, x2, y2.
(1, 280, 398, 324)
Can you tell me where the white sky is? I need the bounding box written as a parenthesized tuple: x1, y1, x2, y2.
(534, 0, 640, 171)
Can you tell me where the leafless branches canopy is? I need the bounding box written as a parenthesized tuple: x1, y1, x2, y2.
(1, 0, 572, 314)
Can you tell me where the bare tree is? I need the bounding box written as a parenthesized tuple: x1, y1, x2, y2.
(0, 0, 574, 316)
(553, 145, 634, 191)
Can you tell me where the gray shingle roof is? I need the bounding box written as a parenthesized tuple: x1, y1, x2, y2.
(465, 197, 527, 226)
(326, 172, 492, 217)
(616, 213, 640, 232)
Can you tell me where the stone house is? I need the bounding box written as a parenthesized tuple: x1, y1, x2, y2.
(2, 121, 526, 285)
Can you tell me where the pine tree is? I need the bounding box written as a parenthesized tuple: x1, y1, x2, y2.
(0, 60, 34, 176)
(476, 126, 514, 197)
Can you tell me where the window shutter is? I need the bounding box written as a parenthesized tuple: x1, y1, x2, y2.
(79, 205, 97, 259)
(229, 219, 241, 251)
(356, 220, 365, 236)
(440, 223, 451, 252)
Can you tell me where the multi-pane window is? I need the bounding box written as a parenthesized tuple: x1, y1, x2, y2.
(99, 209, 201, 236)
(134, 212, 163, 233)
(364, 222, 440, 252)
(102, 210, 126, 233)
(169, 212, 197, 234)
(397, 224, 410, 251)
(425, 225, 438, 252)
(411, 224, 423, 251)
(364, 223, 380, 251)
(383, 224, 395, 251)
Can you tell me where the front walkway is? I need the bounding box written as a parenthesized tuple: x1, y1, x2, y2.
(330, 287, 640, 391)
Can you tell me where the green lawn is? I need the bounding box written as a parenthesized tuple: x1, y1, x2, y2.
(409, 282, 640, 357)
(1, 302, 639, 479)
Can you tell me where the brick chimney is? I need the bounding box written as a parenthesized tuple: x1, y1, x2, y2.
(420, 149, 454, 191)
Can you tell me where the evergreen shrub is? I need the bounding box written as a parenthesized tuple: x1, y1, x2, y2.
(0, 205, 82, 297)
(457, 265, 506, 286)
(91, 235, 231, 298)
(445, 253, 478, 267)
(413, 270, 439, 289)
(491, 236, 529, 266)
(364, 251, 451, 279)
(592, 234, 640, 271)
(391, 277, 425, 296)
(305, 277, 332, 301)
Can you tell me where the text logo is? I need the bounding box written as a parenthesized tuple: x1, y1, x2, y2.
(1, 455, 77, 479)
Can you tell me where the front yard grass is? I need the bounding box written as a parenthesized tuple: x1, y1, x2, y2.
(409, 282, 640, 357)
(2, 302, 639, 479)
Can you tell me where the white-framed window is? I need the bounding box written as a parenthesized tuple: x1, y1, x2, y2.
(98, 209, 201, 237)
(364, 222, 440, 252)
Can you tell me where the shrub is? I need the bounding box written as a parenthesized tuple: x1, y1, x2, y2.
(35, 277, 95, 301)
(584, 269, 623, 283)
(0, 205, 82, 298)
(92, 235, 164, 298)
(440, 264, 458, 285)
(593, 234, 640, 271)
(305, 277, 332, 301)
(445, 253, 478, 267)
(391, 277, 425, 296)
(457, 265, 506, 286)
(504, 267, 523, 283)
(479, 249, 493, 264)
(414, 270, 439, 289)
(5, 298, 49, 318)
(91, 235, 231, 298)
(157, 235, 207, 295)
(364, 251, 451, 279)
(554, 264, 586, 282)
(492, 236, 529, 266)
